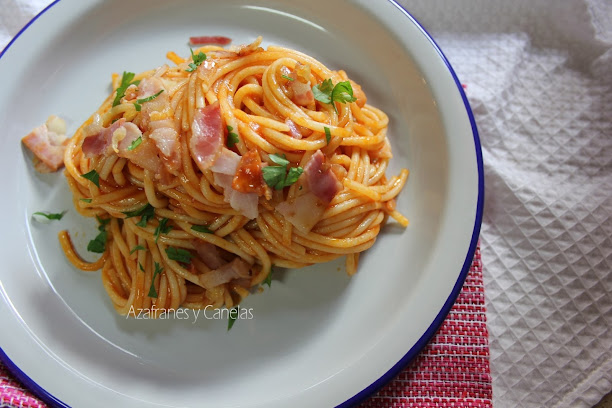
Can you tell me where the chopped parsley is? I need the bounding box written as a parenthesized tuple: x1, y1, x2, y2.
(80, 198, 92, 203)
(324, 126, 332, 145)
(32, 211, 66, 221)
(226, 126, 239, 148)
(112, 71, 140, 107)
(127, 136, 142, 151)
(81, 169, 100, 188)
(165, 247, 193, 264)
(154, 218, 173, 243)
(87, 217, 109, 254)
(134, 90, 164, 111)
(281, 74, 294, 81)
(139, 262, 145, 272)
(148, 262, 164, 298)
(186, 49, 207, 72)
(262, 154, 303, 190)
(122, 204, 155, 227)
(263, 265, 275, 288)
(130, 245, 146, 254)
(312, 79, 357, 113)
(227, 307, 239, 331)
(191, 225, 213, 234)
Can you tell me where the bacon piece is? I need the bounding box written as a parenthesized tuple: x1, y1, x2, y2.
(303, 150, 342, 204)
(276, 191, 326, 233)
(149, 118, 181, 172)
(285, 118, 302, 139)
(193, 240, 225, 270)
(276, 151, 342, 233)
(82, 119, 125, 157)
(289, 77, 314, 106)
(190, 101, 224, 172)
(210, 148, 260, 219)
(189, 36, 232, 45)
(199, 257, 251, 289)
(232, 150, 267, 195)
(21, 115, 68, 173)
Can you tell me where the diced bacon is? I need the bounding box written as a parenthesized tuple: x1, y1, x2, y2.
(22, 115, 68, 173)
(137, 77, 164, 99)
(119, 138, 162, 173)
(213, 168, 259, 219)
(232, 150, 267, 195)
(276, 191, 326, 233)
(112, 121, 142, 153)
(190, 36, 232, 45)
(303, 150, 342, 204)
(189, 101, 224, 172)
(82, 119, 125, 157)
(285, 118, 302, 139)
(211, 147, 240, 175)
(193, 240, 224, 270)
(149, 118, 181, 171)
(199, 257, 251, 289)
(289, 78, 314, 106)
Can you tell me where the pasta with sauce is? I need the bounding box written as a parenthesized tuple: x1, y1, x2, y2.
(58, 37, 409, 317)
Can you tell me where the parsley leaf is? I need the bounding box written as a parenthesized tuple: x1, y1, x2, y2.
(154, 218, 173, 243)
(33, 211, 66, 221)
(186, 49, 207, 72)
(226, 125, 239, 148)
(312, 78, 333, 104)
(134, 89, 164, 111)
(227, 307, 239, 331)
(312, 79, 357, 113)
(81, 169, 100, 188)
(331, 81, 357, 105)
(191, 225, 214, 234)
(123, 204, 155, 227)
(96, 215, 110, 229)
(80, 198, 92, 203)
(112, 72, 140, 107)
(281, 74, 295, 81)
(87, 216, 109, 254)
(324, 126, 332, 145)
(130, 245, 146, 254)
(262, 154, 303, 190)
(139, 262, 145, 272)
(263, 265, 275, 288)
(148, 262, 164, 298)
(165, 247, 193, 264)
(127, 136, 142, 151)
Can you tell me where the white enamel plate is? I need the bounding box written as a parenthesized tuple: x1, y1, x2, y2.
(0, 1, 483, 406)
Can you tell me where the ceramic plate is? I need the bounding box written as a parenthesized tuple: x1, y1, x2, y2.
(0, 0, 483, 406)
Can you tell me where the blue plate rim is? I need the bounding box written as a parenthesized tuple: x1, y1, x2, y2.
(0, 1, 484, 407)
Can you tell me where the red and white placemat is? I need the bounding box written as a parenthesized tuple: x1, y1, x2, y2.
(0, 244, 492, 408)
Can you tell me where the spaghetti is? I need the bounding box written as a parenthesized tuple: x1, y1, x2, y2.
(60, 37, 409, 317)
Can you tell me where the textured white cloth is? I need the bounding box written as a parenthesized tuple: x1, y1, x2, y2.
(1, 1, 611, 408)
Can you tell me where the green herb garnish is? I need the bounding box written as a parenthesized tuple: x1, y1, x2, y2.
(312, 79, 357, 113)
(87, 217, 109, 254)
(80, 198, 92, 203)
(33, 211, 66, 221)
(324, 126, 332, 145)
(154, 218, 173, 243)
(112, 72, 140, 107)
(281, 74, 295, 81)
(191, 225, 214, 234)
(139, 262, 145, 272)
(134, 90, 164, 111)
(227, 307, 239, 331)
(262, 154, 304, 190)
(186, 49, 207, 72)
(226, 125, 240, 148)
(130, 245, 146, 254)
(165, 247, 193, 264)
(81, 169, 100, 188)
(127, 136, 142, 151)
(263, 265, 275, 288)
(148, 262, 164, 298)
(122, 203, 155, 227)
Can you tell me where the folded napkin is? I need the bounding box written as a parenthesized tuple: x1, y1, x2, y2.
(397, 0, 612, 407)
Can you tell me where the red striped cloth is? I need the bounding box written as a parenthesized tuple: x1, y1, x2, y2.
(0, 244, 490, 408)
